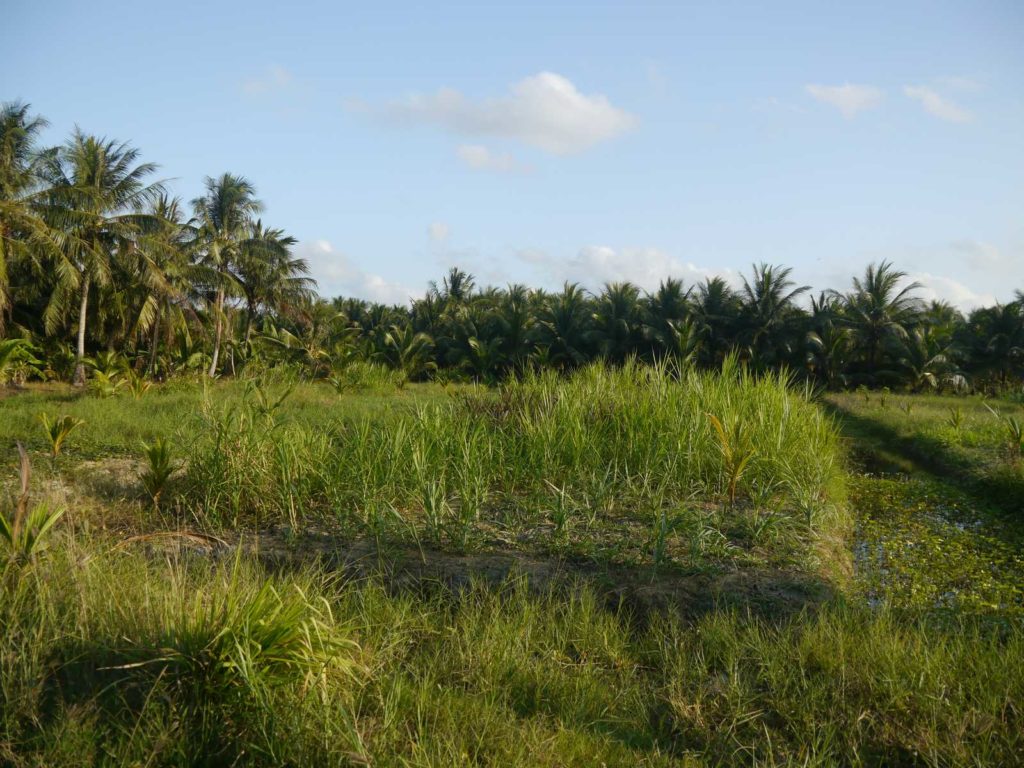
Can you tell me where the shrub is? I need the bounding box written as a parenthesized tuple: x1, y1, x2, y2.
(0, 443, 66, 566)
(140, 437, 179, 506)
(38, 412, 85, 458)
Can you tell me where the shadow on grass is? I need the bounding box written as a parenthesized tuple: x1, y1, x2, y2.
(824, 401, 1024, 516)
(39, 645, 273, 767)
(245, 534, 835, 628)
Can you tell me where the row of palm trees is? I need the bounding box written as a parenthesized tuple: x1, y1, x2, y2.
(2, 101, 1022, 391)
(314, 265, 1021, 390)
(1, 102, 313, 384)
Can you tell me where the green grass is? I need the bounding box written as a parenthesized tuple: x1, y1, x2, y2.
(828, 391, 1024, 513)
(0, 376, 457, 461)
(3, 372, 1024, 765)
(826, 391, 1024, 618)
(1, 540, 1021, 767)
(178, 360, 846, 574)
(853, 474, 1024, 616)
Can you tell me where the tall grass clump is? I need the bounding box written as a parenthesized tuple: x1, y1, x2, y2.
(328, 360, 403, 393)
(184, 382, 334, 527)
(182, 361, 844, 560)
(486, 358, 843, 516)
(0, 543, 363, 764)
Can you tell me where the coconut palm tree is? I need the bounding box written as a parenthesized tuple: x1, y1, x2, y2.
(0, 101, 51, 334)
(437, 266, 475, 304)
(374, 324, 436, 383)
(591, 282, 643, 364)
(496, 284, 535, 373)
(235, 220, 314, 346)
(739, 263, 810, 369)
(535, 282, 592, 370)
(641, 277, 691, 360)
(38, 131, 163, 384)
(960, 300, 1024, 388)
(804, 292, 850, 387)
(691, 277, 742, 368)
(191, 173, 262, 376)
(139, 194, 196, 374)
(835, 261, 922, 384)
(895, 326, 958, 391)
(0, 338, 42, 386)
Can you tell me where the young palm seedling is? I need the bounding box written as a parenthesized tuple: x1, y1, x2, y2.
(39, 413, 85, 458)
(140, 437, 180, 507)
(127, 370, 152, 400)
(90, 369, 126, 398)
(245, 379, 293, 422)
(1, 443, 66, 568)
(947, 405, 965, 439)
(707, 412, 756, 506)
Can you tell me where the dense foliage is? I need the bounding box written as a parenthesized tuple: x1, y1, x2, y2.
(2, 102, 1022, 391)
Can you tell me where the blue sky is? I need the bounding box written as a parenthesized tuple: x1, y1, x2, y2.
(4, 0, 1023, 309)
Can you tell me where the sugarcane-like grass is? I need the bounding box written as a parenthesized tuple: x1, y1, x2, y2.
(2, 365, 1022, 765)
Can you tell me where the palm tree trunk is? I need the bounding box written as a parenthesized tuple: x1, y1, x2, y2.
(73, 275, 90, 386)
(240, 299, 254, 356)
(148, 305, 162, 375)
(208, 288, 223, 377)
(243, 295, 256, 347)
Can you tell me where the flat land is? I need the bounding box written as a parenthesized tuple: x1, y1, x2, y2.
(1, 370, 1022, 766)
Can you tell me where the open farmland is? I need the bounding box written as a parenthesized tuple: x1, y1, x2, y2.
(2, 367, 1023, 766)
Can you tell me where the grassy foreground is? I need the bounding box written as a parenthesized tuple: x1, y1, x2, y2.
(2, 365, 1023, 765)
(3, 544, 1022, 767)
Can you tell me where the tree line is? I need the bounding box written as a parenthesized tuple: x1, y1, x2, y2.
(1, 101, 1022, 391)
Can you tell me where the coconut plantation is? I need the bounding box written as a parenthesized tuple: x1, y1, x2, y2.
(4, 2, 1024, 765)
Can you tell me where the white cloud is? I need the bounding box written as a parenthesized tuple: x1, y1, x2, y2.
(938, 76, 982, 92)
(805, 83, 883, 118)
(456, 144, 521, 173)
(428, 222, 450, 243)
(379, 72, 637, 154)
(243, 66, 293, 96)
(903, 85, 973, 123)
(520, 245, 736, 292)
(906, 272, 995, 312)
(952, 240, 1010, 272)
(298, 239, 414, 305)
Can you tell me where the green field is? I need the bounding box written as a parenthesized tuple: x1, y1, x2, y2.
(2, 370, 1023, 766)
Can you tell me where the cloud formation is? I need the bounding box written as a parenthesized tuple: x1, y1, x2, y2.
(805, 83, 883, 118)
(380, 72, 637, 154)
(521, 245, 736, 292)
(242, 66, 293, 96)
(903, 85, 973, 123)
(907, 272, 995, 311)
(298, 239, 413, 305)
(938, 76, 982, 92)
(456, 144, 521, 173)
